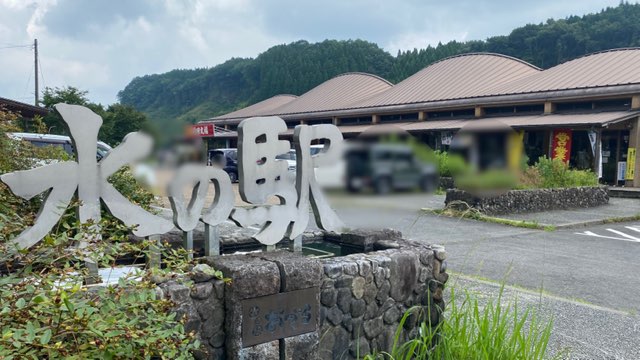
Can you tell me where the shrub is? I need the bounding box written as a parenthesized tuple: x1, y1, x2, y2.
(363, 286, 554, 360)
(435, 151, 469, 178)
(0, 220, 201, 359)
(454, 169, 519, 192)
(534, 157, 598, 188)
(0, 108, 204, 358)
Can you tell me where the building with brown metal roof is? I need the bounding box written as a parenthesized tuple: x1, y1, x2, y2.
(202, 49, 640, 186)
(0, 96, 48, 119)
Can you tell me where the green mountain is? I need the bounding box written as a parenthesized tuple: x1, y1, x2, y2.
(118, 2, 640, 139)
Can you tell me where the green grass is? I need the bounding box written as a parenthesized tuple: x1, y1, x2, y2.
(423, 206, 557, 232)
(600, 213, 640, 224)
(363, 285, 556, 360)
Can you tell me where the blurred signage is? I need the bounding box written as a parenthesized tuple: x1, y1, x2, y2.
(618, 162, 627, 181)
(189, 124, 215, 138)
(551, 129, 572, 164)
(241, 288, 318, 347)
(626, 148, 636, 180)
(441, 132, 453, 146)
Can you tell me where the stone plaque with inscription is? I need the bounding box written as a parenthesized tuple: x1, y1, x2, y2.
(241, 287, 318, 347)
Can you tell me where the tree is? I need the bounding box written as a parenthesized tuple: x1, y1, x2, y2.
(38, 86, 153, 146)
(100, 104, 154, 146)
(40, 86, 103, 135)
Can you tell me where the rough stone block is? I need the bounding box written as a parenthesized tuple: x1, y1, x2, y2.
(191, 282, 213, 300)
(388, 251, 419, 302)
(205, 254, 280, 300)
(337, 288, 352, 313)
(323, 260, 343, 279)
(236, 340, 279, 360)
(349, 336, 370, 358)
(351, 276, 366, 299)
(363, 318, 384, 339)
(318, 326, 350, 360)
(340, 228, 402, 251)
(256, 250, 322, 291)
(321, 287, 338, 307)
(283, 332, 319, 360)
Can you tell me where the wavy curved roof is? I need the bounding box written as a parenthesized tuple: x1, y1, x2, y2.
(353, 53, 541, 108)
(212, 94, 297, 120)
(489, 48, 640, 95)
(269, 72, 392, 116)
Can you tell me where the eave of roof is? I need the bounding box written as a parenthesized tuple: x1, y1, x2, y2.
(0, 97, 48, 116)
(203, 48, 640, 125)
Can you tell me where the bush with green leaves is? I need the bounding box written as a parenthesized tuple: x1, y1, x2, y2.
(454, 169, 519, 192)
(435, 150, 470, 178)
(0, 107, 206, 359)
(532, 157, 599, 189)
(0, 218, 202, 359)
(363, 286, 554, 360)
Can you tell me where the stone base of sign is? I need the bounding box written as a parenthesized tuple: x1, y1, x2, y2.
(445, 186, 609, 215)
(439, 176, 455, 190)
(158, 230, 448, 360)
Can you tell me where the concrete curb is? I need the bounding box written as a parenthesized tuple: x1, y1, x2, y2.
(421, 207, 640, 231)
(552, 215, 640, 229)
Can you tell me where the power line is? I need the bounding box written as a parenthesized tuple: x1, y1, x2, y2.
(39, 58, 45, 90)
(0, 44, 32, 50)
(22, 65, 33, 100)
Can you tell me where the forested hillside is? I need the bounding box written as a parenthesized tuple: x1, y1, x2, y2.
(118, 2, 640, 137)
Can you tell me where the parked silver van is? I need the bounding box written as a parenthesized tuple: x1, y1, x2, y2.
(8, 132, 112, 160)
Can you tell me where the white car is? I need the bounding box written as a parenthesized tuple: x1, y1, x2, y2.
(8, 132, 112, 160)
(275, 145, 345, 189)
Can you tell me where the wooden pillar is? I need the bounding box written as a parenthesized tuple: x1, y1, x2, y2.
(625, 117, 640, 187)
(547, 130, 554, 158)
(372, 115, 380, 124)
(332, 116, 340, 125)
(474, 106, 484, 118)
(544, 102, 556, 114)
(631, 95, 640, 109)
(418, 111, 427, 121)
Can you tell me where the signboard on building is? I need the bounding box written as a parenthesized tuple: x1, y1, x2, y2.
(441, 132, 453, 146)
(618, 162, 627, 181)
(626, 148, 636, 180)
(188, 123, 215, 137)
(551, 129, 572, 164)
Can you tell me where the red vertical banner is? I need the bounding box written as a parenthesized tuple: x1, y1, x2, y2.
(551, 129, 572, 164)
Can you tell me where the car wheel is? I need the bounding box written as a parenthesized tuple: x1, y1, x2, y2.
(228, 172, 238, 183)
(374, 177, 392, 195)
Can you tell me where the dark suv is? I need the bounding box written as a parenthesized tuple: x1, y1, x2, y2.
(346, 144, 437, 194)
(209, 148, 238, 182)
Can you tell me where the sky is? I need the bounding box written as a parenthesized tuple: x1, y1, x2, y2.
(0, 0, 626, 106)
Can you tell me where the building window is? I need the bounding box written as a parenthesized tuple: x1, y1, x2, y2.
(306, 118, 333, 125)
(485, 104, 544, 116)
(593, 98, 631, 111)
(555, 101, 593, 113)
(427, 109, 475, 119)
(340, 116, 372, 125)
(379, 113, 418, 123)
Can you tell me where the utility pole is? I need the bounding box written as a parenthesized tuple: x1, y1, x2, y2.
(34, 38, 38, 106)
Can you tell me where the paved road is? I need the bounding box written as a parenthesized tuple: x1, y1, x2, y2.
(323, 192, 640, 359)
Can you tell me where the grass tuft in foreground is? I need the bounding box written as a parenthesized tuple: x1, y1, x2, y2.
(363, 285, 555, 360)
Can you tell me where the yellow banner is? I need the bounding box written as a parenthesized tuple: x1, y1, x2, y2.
(626, 148, 636, 180)
(507, 130, 524, 172)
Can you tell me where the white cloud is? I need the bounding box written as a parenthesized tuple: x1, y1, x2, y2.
(0, 0, 630, 105)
